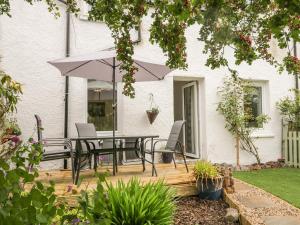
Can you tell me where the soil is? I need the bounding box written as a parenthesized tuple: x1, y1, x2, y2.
(174, 196, 238, 225)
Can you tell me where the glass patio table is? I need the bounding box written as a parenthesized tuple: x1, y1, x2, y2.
(70, 134, 159, 184)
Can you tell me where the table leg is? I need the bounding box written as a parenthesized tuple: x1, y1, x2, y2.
(140, 138, 146, 172)
(74, 140, 82, 185)
(151, 138, 157, 176)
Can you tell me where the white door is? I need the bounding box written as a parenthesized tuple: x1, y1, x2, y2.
(182, 82, 199, 158)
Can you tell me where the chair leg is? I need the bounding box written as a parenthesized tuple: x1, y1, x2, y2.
(115, 152, 118, 173)
(94, 153, 98, 172)
(88, 154, 92, 169)
(151, 151, 157, 176)
(180, 145, 189, 173)
(112, 152, 116, 176)
(172, 153, 177, 169)
(75, 157, 81, 185)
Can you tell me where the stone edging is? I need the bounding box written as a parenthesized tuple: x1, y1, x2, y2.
(223, 178, 300, 225)
(223, 188, 253, 225)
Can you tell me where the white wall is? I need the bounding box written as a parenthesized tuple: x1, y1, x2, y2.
(0, 2, 297, 169)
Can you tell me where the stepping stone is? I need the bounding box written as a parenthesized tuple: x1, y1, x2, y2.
(234, 181, 251, 192)
(264, 216, 300, 225)
(239, 196, 275, 208)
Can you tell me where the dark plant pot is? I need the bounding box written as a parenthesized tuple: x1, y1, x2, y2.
(146, 110, 159, 124)
(162, 152, 173, 163)
(196, 177, 224, 200)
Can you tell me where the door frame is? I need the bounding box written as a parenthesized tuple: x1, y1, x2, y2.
(182, 81, 200, 158)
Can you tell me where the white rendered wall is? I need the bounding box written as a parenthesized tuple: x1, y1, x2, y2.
(0, 2, 297, 169)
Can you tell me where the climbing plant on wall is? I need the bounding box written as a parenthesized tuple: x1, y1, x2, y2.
(217, 74, 270, 165)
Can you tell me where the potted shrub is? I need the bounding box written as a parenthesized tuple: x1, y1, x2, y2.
(193, 160, 223, 200)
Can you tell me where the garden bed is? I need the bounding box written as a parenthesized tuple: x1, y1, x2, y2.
(174, 196, 238, 225)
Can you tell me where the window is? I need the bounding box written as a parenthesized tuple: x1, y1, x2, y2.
(87, 80, 117, 131)
(244, 86, 263, 128)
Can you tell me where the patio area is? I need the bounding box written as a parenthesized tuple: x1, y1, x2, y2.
(37, 163, 197, 205)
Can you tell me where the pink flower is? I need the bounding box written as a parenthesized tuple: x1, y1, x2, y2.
(10, 136, 20, 144)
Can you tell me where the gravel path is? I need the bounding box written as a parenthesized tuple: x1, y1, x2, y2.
(174, 196, 237, 225)
(229, 179, 300, 225)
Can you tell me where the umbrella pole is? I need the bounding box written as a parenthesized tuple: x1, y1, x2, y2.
(112, 57, 116, 175)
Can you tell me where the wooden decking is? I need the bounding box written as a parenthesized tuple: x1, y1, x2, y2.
(37, 163, 197, 205)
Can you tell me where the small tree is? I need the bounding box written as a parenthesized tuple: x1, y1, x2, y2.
(217, 74, 269, 166)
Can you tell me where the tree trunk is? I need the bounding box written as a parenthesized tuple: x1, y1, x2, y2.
(236, 136, 240, 167)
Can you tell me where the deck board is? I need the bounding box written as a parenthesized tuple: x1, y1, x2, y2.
(36, 163, 197, 205)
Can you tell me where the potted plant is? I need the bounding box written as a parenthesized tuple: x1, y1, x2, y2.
(146, 93, 159, 124)
(193, 160, 223, 200)
(161, 150, 173, 163)
(146, 107, 159, 124)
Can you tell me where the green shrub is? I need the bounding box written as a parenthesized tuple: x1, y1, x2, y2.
(0, 73, 65, 225)
(193, 160, 219, 180)
(78, 175, 176, 225)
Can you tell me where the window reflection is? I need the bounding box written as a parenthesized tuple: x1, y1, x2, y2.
(87, 80, 117, 131)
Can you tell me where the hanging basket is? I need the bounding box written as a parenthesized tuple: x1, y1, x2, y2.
(146, 110, 159, 124)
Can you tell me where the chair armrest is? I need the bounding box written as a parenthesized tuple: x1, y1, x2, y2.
(42, 138, 72, 149)
(144, 138, 168, 153)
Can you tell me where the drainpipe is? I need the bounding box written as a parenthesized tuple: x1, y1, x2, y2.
(294, 40, 298, 89)
(63, 11, 70, 169)
(58, 0, 70, 169)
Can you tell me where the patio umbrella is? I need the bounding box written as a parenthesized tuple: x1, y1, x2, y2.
(48, 49, 172, 140)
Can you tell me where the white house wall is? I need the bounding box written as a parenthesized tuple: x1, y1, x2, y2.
(0, 2, 297, 169)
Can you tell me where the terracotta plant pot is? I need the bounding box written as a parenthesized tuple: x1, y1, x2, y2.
(146, 110, 159, 124)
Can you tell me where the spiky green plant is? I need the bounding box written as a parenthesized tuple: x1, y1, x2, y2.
(78, 175, 176, 225)
(193, 160, 219, 180)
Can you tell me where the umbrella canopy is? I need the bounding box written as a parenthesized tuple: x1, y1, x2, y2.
(48, 49, 172, 82)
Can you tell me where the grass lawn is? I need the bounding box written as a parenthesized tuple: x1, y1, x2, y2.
(233, 168, 300, 208)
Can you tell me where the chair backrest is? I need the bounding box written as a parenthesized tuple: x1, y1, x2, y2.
(166, 120, 185, 151)
(75, 123, 97, 137)
(75, 123, 100, 150)
(34, 114, 43, 141)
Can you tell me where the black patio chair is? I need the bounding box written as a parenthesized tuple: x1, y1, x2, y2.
(34, 115, 74, 180)
(75, 123, 115, 173)
(145, 120, 189, 176)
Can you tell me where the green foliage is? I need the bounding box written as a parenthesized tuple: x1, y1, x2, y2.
(0, 0, 79, 17)
(2, 0, 300, 96)
(0, 74, 66, 225)
(83, 0, 299, 96)
(193, 160, 218, 180)
(277, 89, 300, 128)
(217, 75, 270, 164)
(0, 72, 23, 160)
(85, 0, 149, 98)
(0, 72, 22, 123)
(78, 174, 176, 225)
(0, 140, 66, 225)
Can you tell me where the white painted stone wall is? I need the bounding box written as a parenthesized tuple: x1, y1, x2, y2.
(0, 1, 297, 169)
